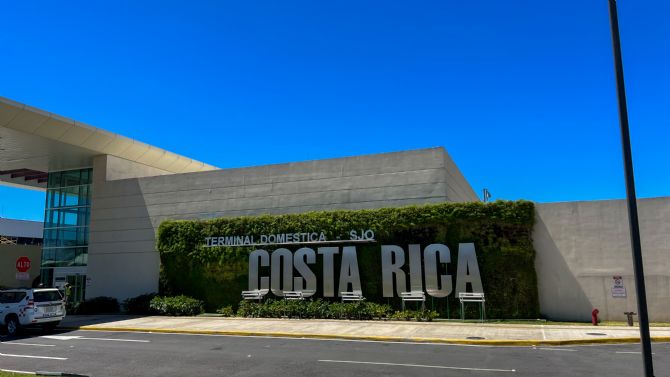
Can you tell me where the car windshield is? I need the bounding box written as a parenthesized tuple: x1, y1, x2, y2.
(33, 290, 63, 302)
(0, 291, 27, 303)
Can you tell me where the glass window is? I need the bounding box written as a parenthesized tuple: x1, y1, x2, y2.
(42, 249, 56, 266)
(47, 172, 62, 188)
(81, 169, 91, 184)
(41, 168, 93, 270)
(0, 292, 27, 303)
(34, 290, 63, 302)
(55, 248, 76, 266)
(61, 170, 81, 187)
(74, 248, 88, 266)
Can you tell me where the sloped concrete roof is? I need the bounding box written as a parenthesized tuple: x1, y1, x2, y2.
(0, 96, 217, 189)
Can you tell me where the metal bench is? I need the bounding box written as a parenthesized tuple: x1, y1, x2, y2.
(241, 289, 268, 303)
(400, 291, 426, 311)
(458, 292, 485, 321)
(340, 290, 365, 302)
(282, 291, 305, 301)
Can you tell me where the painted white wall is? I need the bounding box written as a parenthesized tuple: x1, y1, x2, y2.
(534, 197, 670, 322)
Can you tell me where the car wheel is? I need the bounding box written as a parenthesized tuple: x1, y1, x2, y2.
(6, 316, 20, 336)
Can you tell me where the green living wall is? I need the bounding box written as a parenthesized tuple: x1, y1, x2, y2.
(156, 200, 539, 318)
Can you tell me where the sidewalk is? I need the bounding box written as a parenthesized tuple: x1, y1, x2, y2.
(59, 315, 670, 346)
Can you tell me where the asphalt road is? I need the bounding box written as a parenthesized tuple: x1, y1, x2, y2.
(1, 329, 669, 377)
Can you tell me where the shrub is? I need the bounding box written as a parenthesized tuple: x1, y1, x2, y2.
(365, 302, 392, 319)
(389, 310, 439, 322)
(216, 305, 234, 317)
(236, 300, 259, 317)
(75, 296, 120, 314)
(234, 300, 393, 320)
(304, 299, 331, 319)
(150, 295, 204, 316)
(123, 293, 157, 314)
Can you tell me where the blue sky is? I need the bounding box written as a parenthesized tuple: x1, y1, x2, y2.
(1, 1, 668, 221)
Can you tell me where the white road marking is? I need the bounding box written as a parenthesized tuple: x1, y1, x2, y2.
(1, 342, 56, 347)
(537, 347, 577, 352)
(42, 335, 80, 341)
(42, 335, 149, 343)
(615, 351, 656, 355)
(0, 352, 67, 360)
(318, 359, 516, 372)
(79, 337, 149, 343)
(1, 368, 36, 374)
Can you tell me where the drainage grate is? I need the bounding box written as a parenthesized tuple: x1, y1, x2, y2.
(586, 332, 607, 336)
(466, 336, 486, 340)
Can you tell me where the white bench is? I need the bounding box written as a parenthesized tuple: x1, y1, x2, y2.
(458, 292, 486, 321)
(282, 291, 305, 301)
(340, 290, 365, 302)
(400, 291, 426, 311)
(241, 289, 268, 303)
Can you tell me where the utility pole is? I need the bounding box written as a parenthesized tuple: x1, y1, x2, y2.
(607, 1, 654, 375)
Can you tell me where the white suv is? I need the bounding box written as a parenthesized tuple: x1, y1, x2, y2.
(0, 288, 66, 336)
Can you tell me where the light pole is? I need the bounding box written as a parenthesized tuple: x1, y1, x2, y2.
(607, 1, 654, 375)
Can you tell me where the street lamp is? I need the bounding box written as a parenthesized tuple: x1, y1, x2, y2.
(607, 1, 654, 375)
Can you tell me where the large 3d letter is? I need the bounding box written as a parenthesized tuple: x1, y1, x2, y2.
(338, 246, 362, 295)
(408, 244, 423, 292)
(293, 247, 317, 297)
(381, 245, 406, 297)
(318, 247, 339, 297)
(455, 243, 483, 294)
(424, 244, 452, 298)
(249, 249, 269, 291)
(271, 248, 293, 296)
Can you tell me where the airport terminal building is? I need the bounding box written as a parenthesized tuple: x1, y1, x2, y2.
(1, 96, 668, 322)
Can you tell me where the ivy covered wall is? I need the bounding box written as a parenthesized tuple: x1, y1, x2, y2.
(157, 200, 538, 318)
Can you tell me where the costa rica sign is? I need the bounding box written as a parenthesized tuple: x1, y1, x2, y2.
(204, 229, 484, 299)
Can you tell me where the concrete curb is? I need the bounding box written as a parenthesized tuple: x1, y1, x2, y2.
(59, 326, 670, 346)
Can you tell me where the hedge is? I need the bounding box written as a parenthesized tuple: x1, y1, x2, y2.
(149, 295, 204, 316)
(156, 200, 538, 318)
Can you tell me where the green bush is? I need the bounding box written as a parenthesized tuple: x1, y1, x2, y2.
(149, 295, 204, 316)
(366, 302, 392, 319)
(123, 293, 157, 314)
(216, 305, 234, 317)
(389, 310, 439, 322)
(234, 300, 392, 320)
(75, 296, 120, 314)
(236, 300, 259, 317)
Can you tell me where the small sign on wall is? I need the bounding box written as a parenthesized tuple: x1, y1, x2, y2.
(15, 272, 30, 281)
(612, 275, 626, 298)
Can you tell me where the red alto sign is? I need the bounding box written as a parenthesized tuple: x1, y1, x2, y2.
(16, 256, 31, 273)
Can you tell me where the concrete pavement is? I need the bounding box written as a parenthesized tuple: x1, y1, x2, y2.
(59, 315, 670, 346)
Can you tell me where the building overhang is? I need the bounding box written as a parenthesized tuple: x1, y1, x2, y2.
(0, 96, 218, 190)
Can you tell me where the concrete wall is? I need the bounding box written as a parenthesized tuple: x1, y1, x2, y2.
(87, 147, 478, 300)
(534, 197, 670, 322)
(443, 150, 479, 202)
(0, 245, 41, 288)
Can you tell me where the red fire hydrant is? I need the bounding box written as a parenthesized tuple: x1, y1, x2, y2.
(592, 308, 600, 326)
